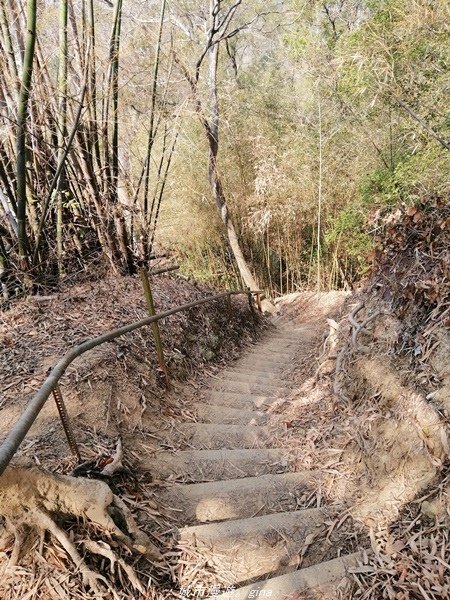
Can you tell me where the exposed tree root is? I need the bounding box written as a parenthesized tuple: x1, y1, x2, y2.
(0, 459, 162, 594)
(329, 303, 389, 403)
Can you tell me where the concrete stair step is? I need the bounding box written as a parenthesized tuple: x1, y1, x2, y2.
(234, 363, 291, 375)
(160, 471, 320, 524)
(260, 335, 301, 344)
(212, 371, 282, 385)
(235, 360, 291, 371)
(178, 508, 328, 584)
(147, 323, 367, 599)
(210, 379, 293, 395)
(143, 448, 295, 482)
(257, 335, 299, 342)
(245, 347, 295, 357)
(205, 391, 278, 409)
(193, 402, 267, 425)
(212, 552, 364, 599)
(261, 329, 303, 339)
(226, 365, 285, 376)
(156, 423, 269, 450)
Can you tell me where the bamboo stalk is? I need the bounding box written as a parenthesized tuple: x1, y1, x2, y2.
(32, 62, 89, 263)
(149, 130, 178, 255)
(56, 0, 69, 277)
(0, 0, 19, 91)
(110, 0, 123, 206)
(86, 0, 103, 176)
(316, 86, 323, 292)
(142, 0, 167, 260)
(16, 0, 37, 267)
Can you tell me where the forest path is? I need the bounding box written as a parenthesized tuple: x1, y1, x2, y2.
(144, 316, 363, 599)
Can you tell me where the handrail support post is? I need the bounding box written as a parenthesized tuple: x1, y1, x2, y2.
(248, 291, 255, 315)
(52, 383, 81, 461)
(256, 292, 262, 312)
(226, 292, 232, 314)
(140, 268, 171, 389)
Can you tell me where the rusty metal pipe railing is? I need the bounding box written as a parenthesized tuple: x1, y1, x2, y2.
(0, 290, 261, 476)
(150, 265, 180, 276)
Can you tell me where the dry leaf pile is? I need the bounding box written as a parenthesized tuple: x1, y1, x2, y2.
(348, 482, 450, 599)
(369, 195, 450, 367)
(0, 271, 262, 413)
(339, 197, 450, 598)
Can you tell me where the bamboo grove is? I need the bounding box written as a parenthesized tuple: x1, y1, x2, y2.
(0, 0, 449, 300)
(0, 0, 176, 298)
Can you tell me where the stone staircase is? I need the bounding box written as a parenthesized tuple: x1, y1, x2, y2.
(145, 324, 363, 599)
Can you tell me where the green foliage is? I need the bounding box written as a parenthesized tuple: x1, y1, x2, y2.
(393, 148, 450, 198)
(360, 144, 450, 208)
(359, 167, 400, 207)
(326, 208, 373, 275)
(162, 0, 449, 294)
(282, 29, 309, 60)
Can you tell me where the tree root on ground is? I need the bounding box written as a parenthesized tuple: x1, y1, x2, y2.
(0, 460, 162, 595)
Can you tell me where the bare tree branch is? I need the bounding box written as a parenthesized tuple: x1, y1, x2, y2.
(395, 97, 450, 152)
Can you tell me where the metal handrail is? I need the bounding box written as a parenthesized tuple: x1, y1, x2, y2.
(0, 289, 261, 475)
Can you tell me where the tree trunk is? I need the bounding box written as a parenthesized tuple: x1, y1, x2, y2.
(206, 35, 269, 307)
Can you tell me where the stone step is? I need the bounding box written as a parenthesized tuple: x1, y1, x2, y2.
(249, 337, 297, 347)
(225, 365, 285, 376)
(205, 391, 278, 410)
(193, 402, 267, 425)
(257, 335, 299, 343)
(209, 379, 293, 396)
(212, 552, 364, 599)
(245, 347, 296, 358)
(210, 371, 282, 386)
(160, 471, 320, 524)
(178, 508, 328, 584)
(156, 423, 269, 450)
(235, 359, 292, 371)
(143, 448, 295, 482)
(261, 331, 304, 341)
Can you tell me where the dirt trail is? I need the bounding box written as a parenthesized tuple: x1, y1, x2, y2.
(140, 300, 365, 599)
